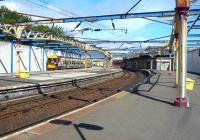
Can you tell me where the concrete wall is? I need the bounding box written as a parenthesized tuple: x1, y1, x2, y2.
(154, 57, 170, 71)
(155, 60, 169, 71)
(188, 49, 200, 74)
(0, 41, 63, 73)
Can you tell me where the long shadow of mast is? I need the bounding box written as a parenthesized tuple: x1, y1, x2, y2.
(50, 119, 104, 140)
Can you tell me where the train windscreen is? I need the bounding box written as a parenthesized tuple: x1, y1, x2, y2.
(48, 58, 57, 63)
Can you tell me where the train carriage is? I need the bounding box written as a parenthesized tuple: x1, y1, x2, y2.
(47, 55, 92, 70)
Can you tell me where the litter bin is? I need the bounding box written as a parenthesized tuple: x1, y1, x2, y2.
(186, 78, 195, 91)
(19, 71, 30, 78)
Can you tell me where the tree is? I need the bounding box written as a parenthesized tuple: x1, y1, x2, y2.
(0, 6, 74, 40)
(0, 6, 30, 24)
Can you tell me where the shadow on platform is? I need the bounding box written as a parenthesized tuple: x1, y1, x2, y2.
(156, 83, 176, 88)
(50, 119, 104, 140)
(131, 73, 174, 106)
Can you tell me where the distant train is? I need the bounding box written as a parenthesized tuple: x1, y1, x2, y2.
(121, 54, 172, 71)
(47, 55, 92, 70)
(121, 55, 152, 70)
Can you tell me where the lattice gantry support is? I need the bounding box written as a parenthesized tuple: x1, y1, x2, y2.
(0, 24, 111, 75)
(174, 0, 190, 108)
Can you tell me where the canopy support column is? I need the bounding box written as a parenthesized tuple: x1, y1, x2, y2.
(174, 0, 190, 108)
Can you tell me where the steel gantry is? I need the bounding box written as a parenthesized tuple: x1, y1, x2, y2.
(0, 24, 106, 51)
(0, 24, 111, 74)
(9, 8, 196, 74)
(15, 9, 200, 25)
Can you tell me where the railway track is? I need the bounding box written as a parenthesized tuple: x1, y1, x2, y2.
(0, 71, 144, 137)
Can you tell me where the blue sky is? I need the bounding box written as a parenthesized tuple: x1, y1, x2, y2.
(0, 0, 200, 55)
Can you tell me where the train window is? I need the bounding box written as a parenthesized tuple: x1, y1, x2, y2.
(60, 58, 65, 64)
(48, 58, 57, 63)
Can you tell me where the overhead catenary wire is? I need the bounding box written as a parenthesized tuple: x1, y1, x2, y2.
(125, 0, 171, 26)
(145, 35, 171, 42)
(35, 0, 78, 17)
(70, 28, 127, 33)
(142, 17, 172, 25)
(9, 1, 108, 54)
(25, 0, 72, 17)
(22, 0, 173, 50)
(27, 0, 123, 38)
(73, 35, 170, 43)
(0, 9, 53, 19)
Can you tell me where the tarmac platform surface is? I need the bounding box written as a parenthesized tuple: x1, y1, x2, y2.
(0, 67, 120, 88)
(5, 71, 200, 140)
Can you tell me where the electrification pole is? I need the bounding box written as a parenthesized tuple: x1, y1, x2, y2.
(174, 0, 190, 108)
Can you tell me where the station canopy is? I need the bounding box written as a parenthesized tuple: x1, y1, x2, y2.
(0, 0, 200, 59)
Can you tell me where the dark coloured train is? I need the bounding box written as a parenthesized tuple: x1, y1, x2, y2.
(121, 54, 172, 71)
(121, 55, 152, 70)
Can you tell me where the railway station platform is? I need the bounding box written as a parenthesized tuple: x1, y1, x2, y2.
(5, 71, 200, 140)
(0, 67, 119, 86)
(0, 67, 122, 101)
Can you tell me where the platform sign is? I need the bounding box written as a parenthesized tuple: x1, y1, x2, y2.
(15, 44, 24, 52)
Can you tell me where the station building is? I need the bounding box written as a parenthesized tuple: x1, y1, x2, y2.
(187, 48, 200, 74)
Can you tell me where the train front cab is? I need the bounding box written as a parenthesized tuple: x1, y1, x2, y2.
(47, 56, 59, 70)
